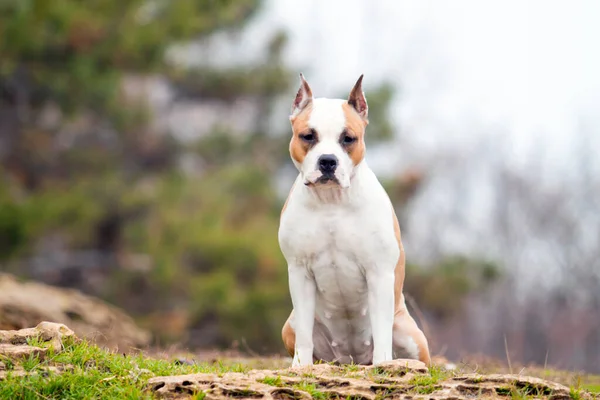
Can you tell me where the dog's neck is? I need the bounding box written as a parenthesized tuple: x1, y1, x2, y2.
(300, 161, 370, 207)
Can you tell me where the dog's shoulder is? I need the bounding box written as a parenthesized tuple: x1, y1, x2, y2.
(280, 181, 297, 219)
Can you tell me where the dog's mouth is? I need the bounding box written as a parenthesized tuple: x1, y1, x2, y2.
(316, 174, 339, 184)
(303, 170, 350, 189)
(304, 172, 340, 186)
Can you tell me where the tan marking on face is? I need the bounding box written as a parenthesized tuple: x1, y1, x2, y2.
(281, 311, 296, 357)
(289, 104, 314, 165)
(342, 103, 368, 165)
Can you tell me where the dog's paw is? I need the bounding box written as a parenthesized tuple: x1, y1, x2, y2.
(372, 351, 393, 366)
(291, 354, 313, 368)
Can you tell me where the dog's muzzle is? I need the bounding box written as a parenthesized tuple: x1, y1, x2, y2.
(318, 154, 338, 175)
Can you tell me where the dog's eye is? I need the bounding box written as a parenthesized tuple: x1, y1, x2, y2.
(342, 134, 356, 144)
(300, 130, 317, 143)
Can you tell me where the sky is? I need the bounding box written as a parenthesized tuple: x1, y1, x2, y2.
(242, 0, 600, 177)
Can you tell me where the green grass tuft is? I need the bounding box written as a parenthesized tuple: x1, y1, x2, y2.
(582, 383, 600, 394)
(258, 375, 285, 387)
(0, 340, 241, 400)
(406, 364, 449, 394)
(20, 353, 42, 372)
(569, 387, 585, 400)
(293, 382, 327, 399)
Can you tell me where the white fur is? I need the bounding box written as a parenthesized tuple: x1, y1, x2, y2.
(295, 98, 353, 188)
(280, 96, 400, 366)
(394, 335, 419, 360)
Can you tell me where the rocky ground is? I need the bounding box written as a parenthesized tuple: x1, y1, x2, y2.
(1, 322, 598, 399)
(0, 274, 598, 399)
(148, 360, 585, 399)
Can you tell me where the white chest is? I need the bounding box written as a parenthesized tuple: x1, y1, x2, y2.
(289, 210, 372, 311)
(279, 170, 399, 317)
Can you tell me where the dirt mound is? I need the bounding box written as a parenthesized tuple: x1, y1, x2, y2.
(148, 360, 583, 399)
(0, 273, 150, 350)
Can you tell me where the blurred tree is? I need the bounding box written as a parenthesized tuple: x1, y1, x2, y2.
(0, 0, 289, 349)
(0, 0, 261, 190)
(405, 256, 501, 321)
(0, 0, 494, 355)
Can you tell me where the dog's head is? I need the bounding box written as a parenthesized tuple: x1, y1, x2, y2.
(288, 74, 368, 189)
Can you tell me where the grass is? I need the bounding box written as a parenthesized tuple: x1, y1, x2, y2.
(406, 365, 448, 395)
(1, 339, 599, 399)
(258, 375, 285, 387)
(0, 339, 248, 400)
(584, 384, 600, 393)
(292, 382, 327, 399)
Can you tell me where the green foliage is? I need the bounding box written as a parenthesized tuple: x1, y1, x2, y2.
(0, 0, 260, 113)
(0, 0, 293, 351)
(118, 168, 290, 350)
(169, 62, 291, 102)
(0, 187, 27, 260)
(405, 256, 501, 320)
(363, 82, 396, 143)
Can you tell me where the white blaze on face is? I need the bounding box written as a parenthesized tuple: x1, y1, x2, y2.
(289, 74, 368, 189)
(302, 98, 353, 188)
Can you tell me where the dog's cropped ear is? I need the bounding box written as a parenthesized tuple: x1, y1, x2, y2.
(348, 74, 368, 122)
(290, 73, 313, 120)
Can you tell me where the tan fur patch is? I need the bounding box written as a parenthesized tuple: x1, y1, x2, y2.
(393, 312, 432, 365)
(391, 205, 406, 312)
(289, 104, 313, 165)
(342, 103, 367, 165)
(391, 204, 432, 365)
(281, 312, 296, 357)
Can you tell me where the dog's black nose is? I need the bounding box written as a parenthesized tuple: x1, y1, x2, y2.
(318, 154, 338, 174)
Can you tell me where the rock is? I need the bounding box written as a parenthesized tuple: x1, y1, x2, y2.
(450, 373, 572, 399)
(0, 321, 76, 352)
(0, 273, 150, 351)
(0, 321, 78, 362)
(148, 372, 313, 400)
(367, 358, 429, 375)
(147, 363, 583, 399)
(0, 322, 80, 380)
(0, 344, 47, 361)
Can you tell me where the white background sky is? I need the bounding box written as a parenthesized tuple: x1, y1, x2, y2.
(240, 1, 600, 283)
(240, 0, 600, 178)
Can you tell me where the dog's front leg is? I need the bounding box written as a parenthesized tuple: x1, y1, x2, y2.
(367, 269, 395, 365)
(288, 263, 316, 367)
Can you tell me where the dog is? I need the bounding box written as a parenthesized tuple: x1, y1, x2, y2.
(279, 74, 431, 367)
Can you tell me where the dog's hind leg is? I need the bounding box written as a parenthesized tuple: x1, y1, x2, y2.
(392, 309, 431, 365)
(282, 311, 338, 363)
(282, 311, 296, 357)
